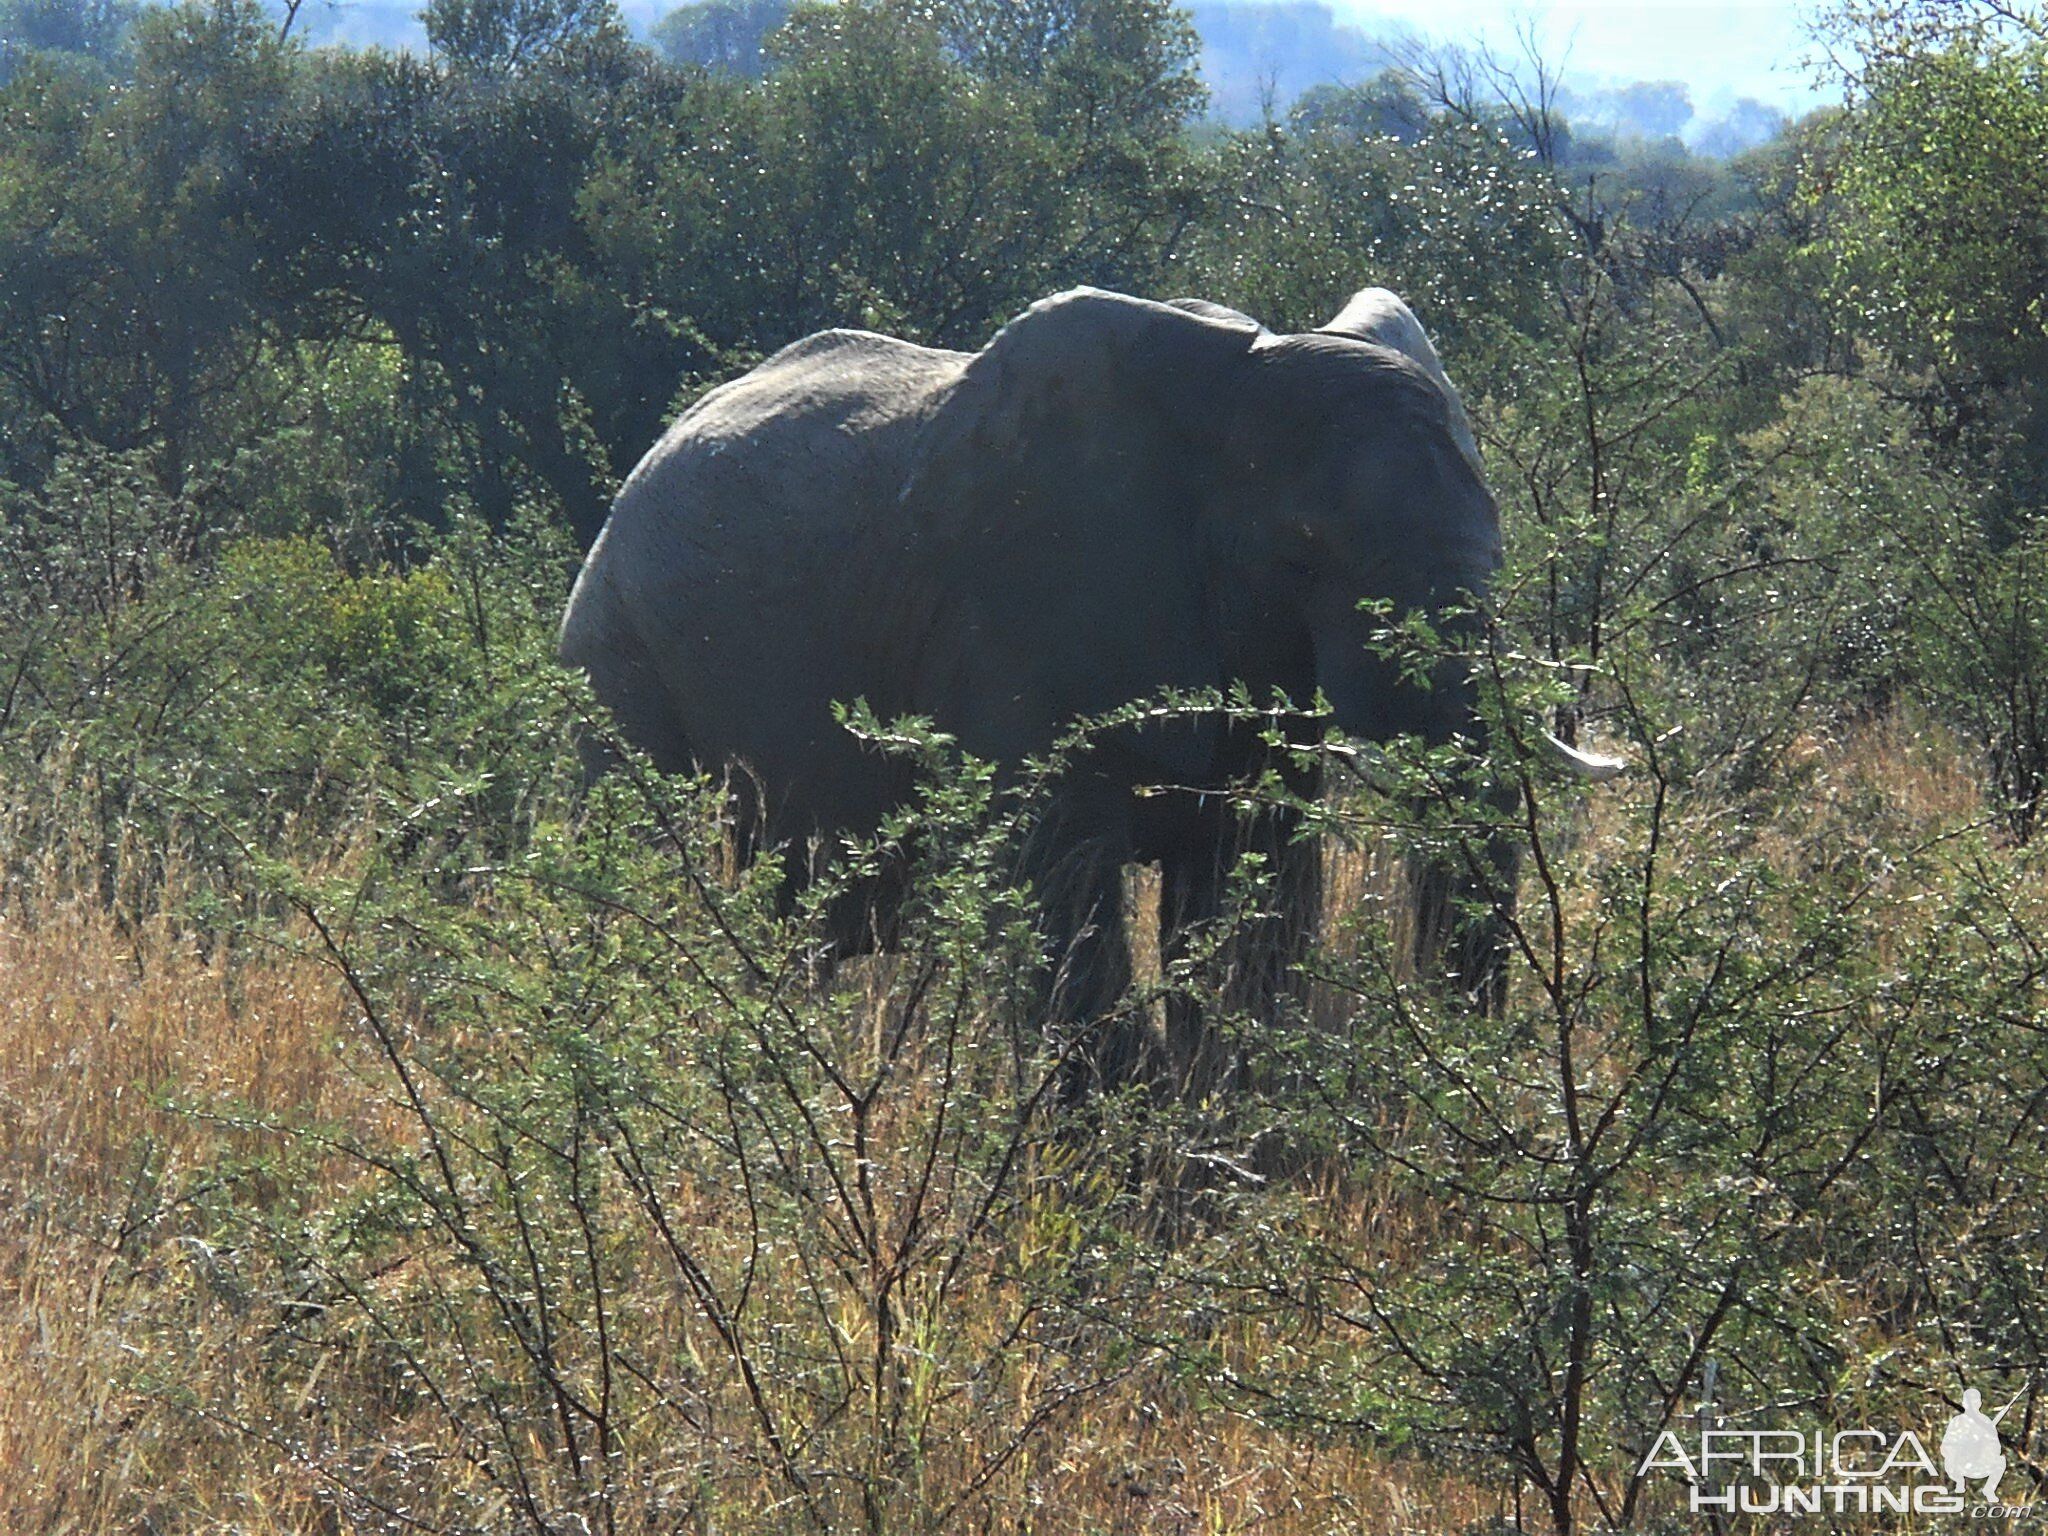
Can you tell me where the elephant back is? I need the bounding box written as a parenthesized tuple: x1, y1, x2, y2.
(560, 328, 969, 831)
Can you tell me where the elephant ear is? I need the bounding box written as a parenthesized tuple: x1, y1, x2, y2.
(1318, 287, 1483, 473)
(899, 288, 1260, 775)
(1166, 296, 1268, 336)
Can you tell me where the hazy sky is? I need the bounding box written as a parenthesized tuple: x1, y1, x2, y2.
(1342, 0, 1835, 112)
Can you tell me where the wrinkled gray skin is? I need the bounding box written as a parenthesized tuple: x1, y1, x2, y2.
(562, 287, 1506, 1086)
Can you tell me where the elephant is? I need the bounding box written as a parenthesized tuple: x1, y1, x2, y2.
(560, 285, 1514, 1088)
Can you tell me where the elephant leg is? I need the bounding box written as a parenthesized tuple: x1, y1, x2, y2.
(1157, 807, 1320, 1101)
(1157, 847, 1228, 1102)
(1018, 783, 1140, 1091)
(1409, 833, 1514, 1012)
(1039, 847, 1138, 1092)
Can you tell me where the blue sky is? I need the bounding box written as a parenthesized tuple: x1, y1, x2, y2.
(1341, 1, 1835, 112)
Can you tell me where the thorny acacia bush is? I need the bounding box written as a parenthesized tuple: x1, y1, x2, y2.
(0, 496, 1190, 1531)
(1102, 267, 2048, 1535)
(227, 722, 1173, 1534)
(1164, 641, 2048, 1536)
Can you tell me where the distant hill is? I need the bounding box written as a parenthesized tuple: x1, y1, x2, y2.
(1184, 0, 1407, 125)
(1186, 1, 1787, 152)
(29, 0, 1786, 156)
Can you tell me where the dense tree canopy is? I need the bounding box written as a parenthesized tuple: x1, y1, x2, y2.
(1824, 0, 2048, 486)
(3, 0, 1215, 536)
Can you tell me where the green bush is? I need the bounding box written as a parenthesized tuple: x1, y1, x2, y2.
(0, 485, 579, 899)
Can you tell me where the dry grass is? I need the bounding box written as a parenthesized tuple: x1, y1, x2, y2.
(0, 826, 373, 1531)
(0, 710, 2016, 1534)
(0, 816, 1476, 1534)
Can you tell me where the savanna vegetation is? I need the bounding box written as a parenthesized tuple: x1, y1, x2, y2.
(3, 0, 2047, 1529)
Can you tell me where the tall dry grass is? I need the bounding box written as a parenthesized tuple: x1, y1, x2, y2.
(0, 707, 2011, 1533)
(0, 812, 1498, 1534)
(0, 818, 378, 1531)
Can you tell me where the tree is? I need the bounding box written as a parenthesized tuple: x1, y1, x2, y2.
(0, 0, 135, 76)
(238, 31, 713, 537)
(1288, 71, 1430, 141)
(933, 0, 1206, 273)
(1179, 105, 1562, 362)
(647, 0, 788, 75)
(586, 0, 1206, 369)
(422, 0, 625, 74)
(1691, 96, 1787, 158)
(1611, 78, 1692, 138)
(1820, 0, 2048, 484)
(0, 0, 295, 507)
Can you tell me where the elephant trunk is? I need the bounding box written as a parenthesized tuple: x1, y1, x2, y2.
(1313, 591, 1486, 751)
(1315, 594, 1515, 1013)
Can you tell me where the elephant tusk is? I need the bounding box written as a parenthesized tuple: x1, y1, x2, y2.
(1317, 731, 1624, 782)
(1544, 732, 1627, 782)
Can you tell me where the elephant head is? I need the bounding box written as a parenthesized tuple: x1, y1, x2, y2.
(1220, 329, 1499, 748)
(893, 290, 1501, 790)
(561, 285, 1518, 1085)
(1319, 286, 1484, 475)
